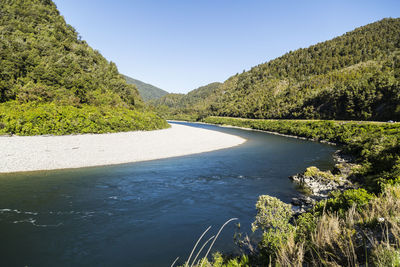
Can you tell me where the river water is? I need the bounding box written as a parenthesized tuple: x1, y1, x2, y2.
(0, 122, 335, 266)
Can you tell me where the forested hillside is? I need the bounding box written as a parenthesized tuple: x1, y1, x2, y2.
(151, 82, 221, 119)
(0, 0, 168, 135)
(156, 18, 400, 121)
(123, 75, 168, 102)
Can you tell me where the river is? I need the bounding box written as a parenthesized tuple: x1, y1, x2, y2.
(0, 122, 335, 266)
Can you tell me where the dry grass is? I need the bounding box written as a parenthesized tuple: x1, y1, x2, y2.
(275, 185, 400, 266)
(276, 232, 304, 267)
(174, 186, 400, 266)
(362, 185, 400, 224)
(309, 212, 358, 266)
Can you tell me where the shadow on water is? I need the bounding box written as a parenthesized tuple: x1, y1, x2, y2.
(0, 122, 336, 266)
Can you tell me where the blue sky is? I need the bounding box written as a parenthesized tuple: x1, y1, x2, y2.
(53, 0, 400, 93)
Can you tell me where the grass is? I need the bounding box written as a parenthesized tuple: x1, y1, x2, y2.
(173, 218, 239, 267)
(275, 185, 400, 266)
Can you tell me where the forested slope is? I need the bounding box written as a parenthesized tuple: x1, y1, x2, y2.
(0, 0, 168, 135)
(210, 18, 400, 121)
(155, 18, 400, 121)
(123, 75, 168, 102)
(151, 82, 221, 118)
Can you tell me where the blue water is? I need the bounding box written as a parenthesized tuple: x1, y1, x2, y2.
(0, 122, 335, 266)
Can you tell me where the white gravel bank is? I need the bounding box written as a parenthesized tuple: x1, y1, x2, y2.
(0, 123, 246, 173)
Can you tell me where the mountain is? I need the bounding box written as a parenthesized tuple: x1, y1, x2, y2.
(123, 75, 168, 102)
(159, 18, 400, 121)
(151, 82, 221, 117)
(209, 18, 400, 121)
(179, 82, 222, 110)
(0, 0, 168, 135)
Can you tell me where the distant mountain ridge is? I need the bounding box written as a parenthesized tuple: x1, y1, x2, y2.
(123, 75, 168, 102)
(151, 82, 221, 115)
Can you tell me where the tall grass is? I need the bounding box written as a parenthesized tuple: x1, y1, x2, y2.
(274, 185, 400, 266)
(172, 218, 238, 267)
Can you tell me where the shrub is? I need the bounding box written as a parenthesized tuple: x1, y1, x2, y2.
(313, 188, 374, 215)
(252, 195, 293, 232)
(0, 101, 169, 135)
(252, 195, 294, 264)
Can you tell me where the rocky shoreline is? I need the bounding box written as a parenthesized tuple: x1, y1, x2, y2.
(289, 150, 359, 214)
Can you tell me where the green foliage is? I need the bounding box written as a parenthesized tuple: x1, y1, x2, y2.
(203, 117, 400, 189)
(151, 82, 222, 119)
(252, 195, 294, 264)
(0, 0, 142, 107)
(304, 166, 337, 181)
(313, 189, 375, 214)
(210, 19, 400, 121)
(247, 185, 400, 266)
(123, 75, 168, 102)
(371, 245, 400, 267)
(158, 19, 400, 121)
(201, 252, 249, 267)
(0, 0, 141, 106)
(295, 212, 318, 243)
(150, 93, 185, 109)
(0, 101, 169, 135)
(252, 195, 293, 232)
(0, 0, 168, 134)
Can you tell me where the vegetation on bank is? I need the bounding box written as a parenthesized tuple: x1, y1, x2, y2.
(203, 117, 400, 191)
(0, 0, 168, 135)
(0, 101, 169, 135)
(180, 116, 400, 266)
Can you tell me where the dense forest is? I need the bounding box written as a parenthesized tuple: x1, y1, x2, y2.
(0, 0, 168, 135)
(156, 18, 400, 122)
(123, 75, 168, 102)
(151, 82, 221, 119)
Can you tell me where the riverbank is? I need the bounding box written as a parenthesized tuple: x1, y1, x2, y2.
(190, 116, 400, 266)
(200, 117, 400, 191)
(169, 120, 337, 145)
(0, 123, 246, 173)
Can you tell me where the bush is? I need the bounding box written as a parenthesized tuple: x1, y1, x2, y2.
(313, 188, 374, 215)
(295, 212, 318, 243)
(0, 101, 169, 135)
(252, 195, 294, 264)
(252, 195, 293, 232)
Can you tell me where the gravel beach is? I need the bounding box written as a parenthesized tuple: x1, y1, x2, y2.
(0, 123, 246, 173)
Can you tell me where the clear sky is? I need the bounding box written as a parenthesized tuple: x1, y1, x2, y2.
(53, 0, 399, 94)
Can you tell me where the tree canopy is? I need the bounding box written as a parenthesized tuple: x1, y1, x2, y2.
(154, 18, 400, 121)
(0, 0, 141, 108)
(0, 0, 168, 135)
